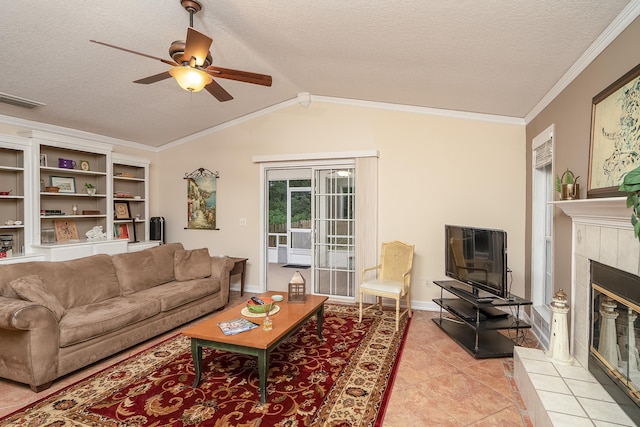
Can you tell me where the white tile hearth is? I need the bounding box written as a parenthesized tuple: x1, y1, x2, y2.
(515, 347, 636, 426)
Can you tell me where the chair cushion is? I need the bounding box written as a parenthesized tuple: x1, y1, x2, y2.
(10, 275, 66, 321)
(360, 279, 404, 296)
(174, 248, 211, 281)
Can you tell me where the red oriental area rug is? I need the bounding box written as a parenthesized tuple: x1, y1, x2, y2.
(1, 304, 409, 426)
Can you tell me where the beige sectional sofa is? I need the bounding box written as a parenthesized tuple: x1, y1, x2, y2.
(0, 242, 235, 392)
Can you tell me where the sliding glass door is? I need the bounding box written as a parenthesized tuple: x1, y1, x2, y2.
(313, 167, 355, 297)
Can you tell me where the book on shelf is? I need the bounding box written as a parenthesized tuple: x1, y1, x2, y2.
(218, 318, 259, 336)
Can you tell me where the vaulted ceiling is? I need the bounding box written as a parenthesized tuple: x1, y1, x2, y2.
(0, 1, 636, 147)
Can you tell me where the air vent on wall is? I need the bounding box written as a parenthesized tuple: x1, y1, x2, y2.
(0, 92, 46, 109)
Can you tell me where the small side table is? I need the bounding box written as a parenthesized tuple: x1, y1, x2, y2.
(229, 257, 248, 296)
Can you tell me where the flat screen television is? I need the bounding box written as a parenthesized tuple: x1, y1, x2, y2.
(444, 224, 508, 299)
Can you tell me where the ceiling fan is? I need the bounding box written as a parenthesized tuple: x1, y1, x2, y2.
(90, 0, 272, 102)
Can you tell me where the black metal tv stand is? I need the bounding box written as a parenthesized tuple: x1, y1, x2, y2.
(432, 280, 532, 358)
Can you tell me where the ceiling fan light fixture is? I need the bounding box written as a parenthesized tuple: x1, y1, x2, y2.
(169, 66, 212, 92)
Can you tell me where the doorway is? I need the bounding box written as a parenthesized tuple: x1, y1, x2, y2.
(265, 164, 356, 299)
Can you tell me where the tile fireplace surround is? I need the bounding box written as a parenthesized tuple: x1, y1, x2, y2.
(515, 197, 639, 426)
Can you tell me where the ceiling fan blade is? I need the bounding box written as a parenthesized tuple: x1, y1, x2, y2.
(90, 40, 178, 67)
(183, 28, 213, 66)
(205, 79, 233, 102)
(205, 66, 272, 87)
(133, 71, 172, 84)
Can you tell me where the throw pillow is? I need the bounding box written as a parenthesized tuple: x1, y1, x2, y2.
(174, 248, 212, 281)
(10, 275, 66, 320)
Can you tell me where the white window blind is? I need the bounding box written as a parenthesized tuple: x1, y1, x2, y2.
(534, 139, 552, 168)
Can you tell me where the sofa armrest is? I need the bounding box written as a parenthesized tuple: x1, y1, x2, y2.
(210, 257, 236, 303)
(0, 296, 58, 330)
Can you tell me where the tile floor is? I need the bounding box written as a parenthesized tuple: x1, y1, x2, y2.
(0, 293, 536, 425)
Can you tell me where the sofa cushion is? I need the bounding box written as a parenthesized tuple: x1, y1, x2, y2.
(0, 254, 121, 309)
(58, 295, 161, 347)
(174, 248, 212, 281)
(135, 279, 215, 312)
(10, 275, 66, 321)
(112, 243, 184, 295)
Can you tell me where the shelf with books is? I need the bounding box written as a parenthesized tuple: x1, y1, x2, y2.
(112, 154, 150, 243)
(0, 134, 32, 261)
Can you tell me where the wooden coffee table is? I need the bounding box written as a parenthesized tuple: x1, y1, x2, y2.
(182, 292, 328, 403)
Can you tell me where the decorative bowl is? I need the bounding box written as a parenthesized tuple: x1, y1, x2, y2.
(272, 294, 284, 302)
(246, 297, 275, 314)
(0, 190, 12, 195)
(45, 186, 59, 193)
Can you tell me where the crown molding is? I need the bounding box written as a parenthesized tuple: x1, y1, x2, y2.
(158, 94, 524, 152)
(525, 0, 640, 124)
(0, 113, 155, 153)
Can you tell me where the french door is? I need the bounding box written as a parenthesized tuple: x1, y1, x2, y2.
(313, 167, 355, 297)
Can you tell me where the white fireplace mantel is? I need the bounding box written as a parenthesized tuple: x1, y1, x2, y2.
(554, 197, 631, 229)
(515, 196, 640, 426)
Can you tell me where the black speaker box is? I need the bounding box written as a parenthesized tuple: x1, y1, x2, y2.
(150, 217, 165, 243)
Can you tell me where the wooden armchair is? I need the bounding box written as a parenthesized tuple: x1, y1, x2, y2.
(359, 240, 415, 331)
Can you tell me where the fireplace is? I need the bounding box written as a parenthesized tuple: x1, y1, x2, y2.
(590, 261, 640, 422)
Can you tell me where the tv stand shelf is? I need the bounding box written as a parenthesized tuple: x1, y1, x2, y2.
(432, 280, 531, 358)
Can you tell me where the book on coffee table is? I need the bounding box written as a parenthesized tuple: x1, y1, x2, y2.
(218, 318, 259, 336)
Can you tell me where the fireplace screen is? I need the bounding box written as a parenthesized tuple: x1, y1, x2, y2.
(591, 283, 640, 407)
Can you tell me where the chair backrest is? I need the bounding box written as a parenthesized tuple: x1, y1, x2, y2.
(380, 240, 415, 284)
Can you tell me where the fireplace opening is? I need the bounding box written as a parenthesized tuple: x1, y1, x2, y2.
(590, 261, 640, 424)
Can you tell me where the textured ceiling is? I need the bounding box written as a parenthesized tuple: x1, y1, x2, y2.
(0, 0, 635, 147)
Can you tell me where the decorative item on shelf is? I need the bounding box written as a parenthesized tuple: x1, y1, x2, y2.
(45, 186, 59, 193)
(288, 271, 306, 303)
(84, 182, 96, 196)
(41, 228, 56, 243)
(79, 160, 90, 171)
(0, 234, 13, 258)
(53, 219, 79, 241)
(545, 289, 574, 365)
(72, 204, 78, 215)
(58, 158, 77, 169)
(0, 190, 12, 195)
(50, 176, 76, 193)
(85, 225, 107, 241)
(82, 210, 100, 215)
(114, 201, 131, 219)
(555, 168, 579, 200)
(618, 165, 640, 241)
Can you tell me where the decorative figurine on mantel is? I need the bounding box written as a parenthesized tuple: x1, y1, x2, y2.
(546, 289, 574, 365)
(288, 271, 306, 303)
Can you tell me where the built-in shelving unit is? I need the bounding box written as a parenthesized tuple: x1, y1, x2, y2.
(34, 134, 112, 245)
(0, 135, 32, 262)
(0, 131, 158, 261)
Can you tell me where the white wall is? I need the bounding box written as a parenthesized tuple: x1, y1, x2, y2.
(156, 101, 526, 306)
